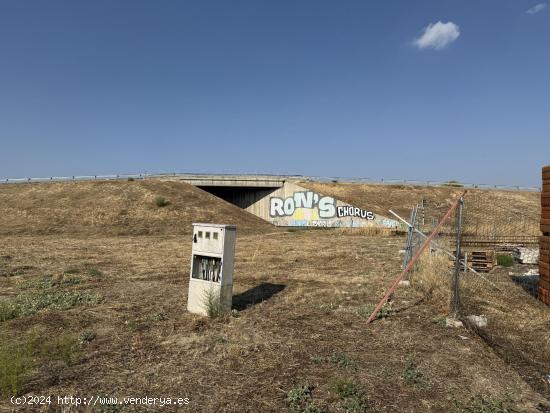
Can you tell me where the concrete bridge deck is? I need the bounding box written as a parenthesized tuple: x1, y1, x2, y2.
(155, 174, 304, 188)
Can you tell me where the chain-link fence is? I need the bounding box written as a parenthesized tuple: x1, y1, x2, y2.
(388, 190, 548, 396)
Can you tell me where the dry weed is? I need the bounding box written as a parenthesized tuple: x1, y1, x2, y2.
(410, 252, 452, 312)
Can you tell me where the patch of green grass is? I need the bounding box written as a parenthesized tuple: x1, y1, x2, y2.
(317, 302, 338, 313)
(331, 352, 355, 370)
(357, 304, 389, 320)
(154, 196, 170, 207)
(64, 267, 81, 275)
(0, 339, 32, 396)
(150, 311, 168, 321)
(402, 358, 424, 386)
(19, 275, 81, 290)
(329, 378, 368, 412)
(496, 254, 514, 267)
(329, 378, 359, 399)
(86, 267, 103, 277)
(202, 288, 224, 318)
(287, 384, 321, 413)
(0, 291, 103, 322)
(0, 331, 79, 397)
(454, 396, 510, 413)
(432, 316, 447, 326)
(125, 320, 139, 332)
(0, 300, 17, 322)
(311, 355, 325, 364)
(79, 330, 96, 344)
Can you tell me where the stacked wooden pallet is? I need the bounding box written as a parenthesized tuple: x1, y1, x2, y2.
(452, 250, 495, 273)
(540, 165, 550, 305)
(468, 250, 495, 273)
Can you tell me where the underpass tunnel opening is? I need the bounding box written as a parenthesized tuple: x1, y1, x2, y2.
(197, 186, 278, 209)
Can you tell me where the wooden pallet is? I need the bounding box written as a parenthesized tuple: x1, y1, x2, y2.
(469, 250, 495, 259)
(540, 276, 550, 291)
(542, 195, 550, 208)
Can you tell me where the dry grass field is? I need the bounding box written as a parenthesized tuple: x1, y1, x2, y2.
(0, 180, 548, 412)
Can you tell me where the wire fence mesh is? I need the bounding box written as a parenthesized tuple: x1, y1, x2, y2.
(398, 189, 549, 396)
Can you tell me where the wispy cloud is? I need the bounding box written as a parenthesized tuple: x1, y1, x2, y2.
(526, 3, 547, 14)
(413, 21, 460, 51)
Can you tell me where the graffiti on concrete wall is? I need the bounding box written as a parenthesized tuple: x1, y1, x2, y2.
(269, 191, 377, 225)
(336, 205, 375, 220)
(270, 191, 337, 219)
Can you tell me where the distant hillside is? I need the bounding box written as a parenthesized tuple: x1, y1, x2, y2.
(0, 180, 275, 236)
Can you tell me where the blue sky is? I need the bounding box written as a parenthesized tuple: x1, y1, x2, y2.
(0, 1, 548, 186)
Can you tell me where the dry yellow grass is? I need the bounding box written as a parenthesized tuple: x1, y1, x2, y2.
(300, 181, 541, 237)
(0, 180, 274, 236)
(335, 226, 395, 236)
(0, 180, 548, 412)
(409, 253, 453, 312)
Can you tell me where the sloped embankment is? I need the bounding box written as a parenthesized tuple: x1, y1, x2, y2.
(300, 181, 540, 234)
(0, 180, 275, 236)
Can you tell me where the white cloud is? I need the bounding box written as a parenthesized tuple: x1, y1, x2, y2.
(526, 3, 547, 14)
(413, 21, 460, 51)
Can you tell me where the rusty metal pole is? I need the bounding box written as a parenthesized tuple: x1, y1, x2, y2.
(366, 191, 467, 324)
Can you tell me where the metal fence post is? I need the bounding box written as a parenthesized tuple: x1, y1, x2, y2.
(451, 197, 464, 316)
(402, 206, 418, 269)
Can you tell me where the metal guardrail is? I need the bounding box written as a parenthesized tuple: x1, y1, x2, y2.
(306, 176, 541, 192)
(0, 172, 542, 192)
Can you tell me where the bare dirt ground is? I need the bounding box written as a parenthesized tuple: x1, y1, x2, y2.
(1, 230, 549, 412)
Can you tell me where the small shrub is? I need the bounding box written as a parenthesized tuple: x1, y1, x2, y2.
(496, 254, 514, 267)
(79, 330, 96, 344)
(202, 288, 224, 318)
(64, 267, 80, 275)
(302, 403, 322, 413)
(411, 253, 452, 312)
(287, 384, 315, 412)
(329, 378, 368, 412)
(86, 267, 103, 277)
(125, 320, 140, 332)
(127, 177, 135, 182)
(331, 352, 354, 370)
(0, 301, 16, 322)
(432, 316, 447, 326)
(317, 302, 338, 313)
(329, 378, 359, 399)
(402, 358, 424, 386)
(357, 304, 388, 320)
(454, 396, 510, 413)
(150, 311, 167, 321)
(342, 396, 368, 413)
(154, 196, 169, 207)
